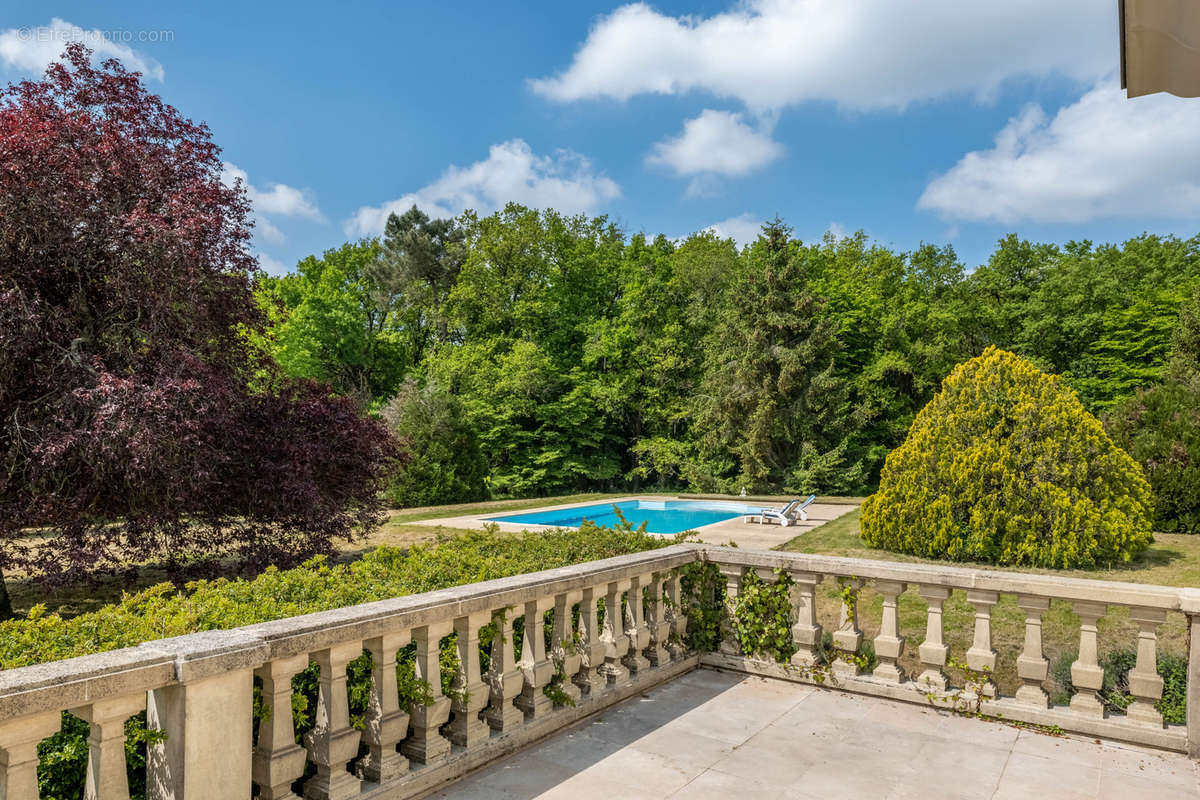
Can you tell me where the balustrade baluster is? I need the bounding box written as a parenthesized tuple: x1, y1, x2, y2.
(574, 585, 608, 698)
(254, 655, 311, 800)
(1127, 607, 1167, 727)
(516, 597, 556, 718)
(1015, 596, 1050, 708)
(717, 565, 745, 656)
(552, 591, 584, 704)
(0, 711, 60, 800)
(872, 581, 907, 683)
(402, 622, 454, 765)
(303, 642, 363, 800)
(623, 574, 652, 676)
(358, 632, 410, 782)
(600, 579, 632, 683)
(1069, 601, 1108, 718)
(485, 606, 524, 732)
(70, 695, 147, 800)
(448, 612, 493, 747)
(788, 571, 823, 668)
(645, 572, 670, 666)
(965, 590, 999, 697)
(663, 571, 688, 660)
(832, 577, 865, 677)
(917, 585, 952, 692)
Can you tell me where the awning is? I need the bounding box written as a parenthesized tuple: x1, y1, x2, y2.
(1121, 0, 1200, 98)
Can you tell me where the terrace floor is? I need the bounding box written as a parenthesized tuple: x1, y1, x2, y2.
(431, 668, 1200, 800)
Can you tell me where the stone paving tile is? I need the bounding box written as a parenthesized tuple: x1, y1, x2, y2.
(993, 752, 1101, 800)
(432, 669, 1197, 799)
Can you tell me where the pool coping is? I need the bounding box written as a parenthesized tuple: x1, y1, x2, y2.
(407, 495, 787, 536)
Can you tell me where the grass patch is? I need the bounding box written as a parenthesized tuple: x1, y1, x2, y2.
(779, 508, 1199, 696)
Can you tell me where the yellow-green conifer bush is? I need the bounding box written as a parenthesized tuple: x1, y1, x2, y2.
(861, 348, 1153, 568)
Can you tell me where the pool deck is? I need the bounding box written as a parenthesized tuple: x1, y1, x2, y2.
(409, 496, 859, 549)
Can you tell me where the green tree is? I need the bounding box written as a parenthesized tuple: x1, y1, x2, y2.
(1106, 289, 1200, 532)
(427, 205, 626, 495)
(862, 348, 1153, 568)
(806, 232, 970, 482)
(381, 378, 489, 507)
(690, 219, 860, 493)
(255, 240, 407, 402)
(585, 231, 738, 488)
(376, 205, 466, 365)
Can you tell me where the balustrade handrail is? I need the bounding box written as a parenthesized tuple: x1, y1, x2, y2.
(700, 546, 1200, 611)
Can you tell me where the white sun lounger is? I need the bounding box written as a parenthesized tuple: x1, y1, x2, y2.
(744, 495, 816, 527)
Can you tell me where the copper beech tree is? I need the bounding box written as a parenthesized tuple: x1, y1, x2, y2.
(0, 46, 398, 617)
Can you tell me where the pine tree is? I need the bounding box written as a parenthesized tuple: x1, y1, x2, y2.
(692, 219, 859, 492)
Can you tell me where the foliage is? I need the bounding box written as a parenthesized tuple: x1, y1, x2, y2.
(378, 205, 467, 366)
(731, 569, 796, 662)
(254, 240, 408, 403)
(427, 206, 628, 495)
(1050, 648, 1187, 724)
(1106, 290, 1200, 532)
(0, 47, 397, 610)
(381, 378, 489, 507)
(861, 348, 1154, 568)
(250, 195, 1200, 519)
(961, 234, 1200, 412)
(689, 219, 862, 493)
(678, 561, 724, 652)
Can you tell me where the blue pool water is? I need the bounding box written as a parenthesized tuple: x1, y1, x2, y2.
(485, 499, 761, 535)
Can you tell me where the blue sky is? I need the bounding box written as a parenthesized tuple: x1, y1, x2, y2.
(4, 1, 1200, 273)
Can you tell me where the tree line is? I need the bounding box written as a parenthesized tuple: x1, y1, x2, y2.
(256, 204, 1200, 509)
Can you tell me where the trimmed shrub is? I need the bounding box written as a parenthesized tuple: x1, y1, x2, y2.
(861, 347, 1153, 568)
(381, 378, 490, 508)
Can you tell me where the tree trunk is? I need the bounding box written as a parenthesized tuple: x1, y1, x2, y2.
(0, 567, 14, 621)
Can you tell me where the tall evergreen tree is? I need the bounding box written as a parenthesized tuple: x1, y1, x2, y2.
(376, 205, 466, 364)
(692, 219, 860, 492)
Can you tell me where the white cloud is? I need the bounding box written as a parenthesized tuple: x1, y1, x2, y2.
(919, 83, 1200, 224)
(647, 109, 783, 178)
(531, 0, 1112, 113)
(220, 162, 323, 247)
(706, 213, 763, 247)
(345, 139, 620, 236)
(221, 163, 323, 222)
(825, 222, 848, 241)
(256, 252, 290, 275)
(0, 18, 164, 81)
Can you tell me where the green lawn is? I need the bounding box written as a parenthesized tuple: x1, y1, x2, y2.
(779, 508, 1200, 696)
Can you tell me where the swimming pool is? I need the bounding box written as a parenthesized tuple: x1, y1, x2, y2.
(485, 499, 762, 535)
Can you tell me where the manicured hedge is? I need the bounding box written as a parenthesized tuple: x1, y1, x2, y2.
(861, 348, 1154, 568)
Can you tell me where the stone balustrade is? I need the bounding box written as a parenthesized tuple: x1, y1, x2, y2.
(700, 547, 1200, 756)
(2, 542, 1200, 799)
(0, 545, 698, 800)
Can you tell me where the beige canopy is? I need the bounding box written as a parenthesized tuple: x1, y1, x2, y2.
(1121, 0, 1200, 98)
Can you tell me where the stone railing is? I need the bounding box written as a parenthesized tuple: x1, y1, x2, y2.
(2, 542, 1199, 799)
(0, 545, 699, 800)
(700, 547, 1200, 757)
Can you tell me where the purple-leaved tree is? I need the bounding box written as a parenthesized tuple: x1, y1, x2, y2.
(0, 45, 399, 617)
